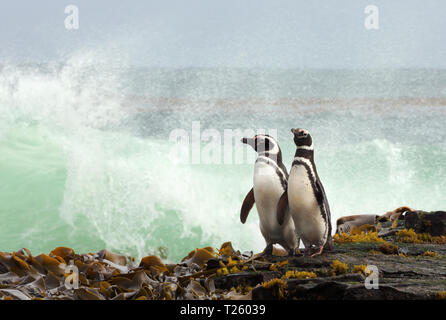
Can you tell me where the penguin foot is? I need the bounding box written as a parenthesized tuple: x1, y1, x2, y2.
(310, 246, 324, 257)
(302, 246, 324, 257)
(262, 244, 274, 257)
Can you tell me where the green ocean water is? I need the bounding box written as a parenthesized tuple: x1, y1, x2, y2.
(1, 54, 446, 262)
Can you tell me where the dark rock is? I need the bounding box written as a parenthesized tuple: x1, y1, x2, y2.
(287, 281, 349, 300)
(378, 228, 397, 237)
(205, 258, 221, 270)
(213, 272, 263, 290)
(251, 285, 279, 300)
(261, 271, 282, 282)
(380, 269, 430, 279)
(405, 211, 446, 236)
(343, 285, 424, 300)
(2, 217, 446, 300)
(285, 273, 364, 287)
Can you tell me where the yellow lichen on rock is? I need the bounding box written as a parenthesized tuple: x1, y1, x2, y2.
(282, 270, 317, 279)
(216, 255, 248, 274)
(269, 260, 288, 271)
(352, 265, 367, 275)
(334, 229, 385, 244)
(396, 229, 418, 243)
(217, 267, 229, 276)
(436, 291, 446, 300)
(396, 229, 446, 244)
(352, 264, 375, 276)
(229, 266, 240, 273)
(354, 224, 377, 234)
(418, 233, 446, 244)
(230, 285, 252, 295)
(330, 260, 348, 276)
(377, 242, 399, 255)
(226, 256, 238, 268)
(261, 278, 287, 299)
(261, 278, 287, 289)
(423, 250, 439, 257)
(269, 264, 278, 271)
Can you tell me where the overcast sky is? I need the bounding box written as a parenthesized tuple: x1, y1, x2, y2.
(0, 0, 445, 68)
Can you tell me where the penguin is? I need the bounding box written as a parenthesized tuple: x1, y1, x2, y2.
(240, 134, 299, 256)
(277, 128, 332, 257)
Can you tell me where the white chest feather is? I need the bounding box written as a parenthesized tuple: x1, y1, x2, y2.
(288, 164, 326, 245)
(250, 159, 298, 250)
(253, 162, 283, 211)
(253, 162, 284, 229)
(288, 165, 318, 212)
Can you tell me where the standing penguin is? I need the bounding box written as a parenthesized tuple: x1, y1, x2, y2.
(240, 134, 299, 256)
(277, 128, 332, 256)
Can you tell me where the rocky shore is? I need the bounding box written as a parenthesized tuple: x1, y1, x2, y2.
(1, 210, 445, 300)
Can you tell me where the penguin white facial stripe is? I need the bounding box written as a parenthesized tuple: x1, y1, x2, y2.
(266, 136, 279, 154)
(295, 144, 313, 151)
(256, 135, 279, 154)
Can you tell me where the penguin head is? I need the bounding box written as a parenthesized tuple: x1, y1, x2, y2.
(241, 134, 279, 154)
(291, 128, 313, 149)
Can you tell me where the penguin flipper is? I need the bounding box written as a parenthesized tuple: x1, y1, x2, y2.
(315, 178, 333, 238)
(277, 191, 289, 225)
(240, 188, 255, 224)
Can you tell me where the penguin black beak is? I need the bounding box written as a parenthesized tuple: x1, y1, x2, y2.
(241, 137, 255, 148)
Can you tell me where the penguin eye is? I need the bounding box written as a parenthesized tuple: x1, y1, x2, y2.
(255, 138, 269, 150)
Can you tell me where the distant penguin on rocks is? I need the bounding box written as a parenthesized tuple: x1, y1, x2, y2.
(277, 128, 332, 257)
(240, 134, 299, 256)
